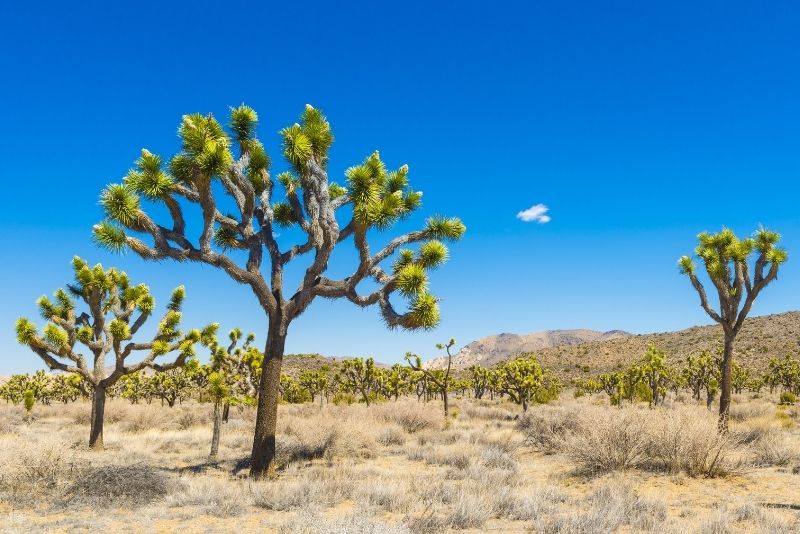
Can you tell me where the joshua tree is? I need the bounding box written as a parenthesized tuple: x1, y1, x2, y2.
(93, 105, 465, 477)
(338, 357, 379, 406)
(679, 228, 787, 431)
(682, 351, 720, 408)
(639, 344, 671, 408)
(23, 389, 35, 421)
(15, 257, 209, 449)
(406, 338, 457, 417)
(203, 326, 261, 457)
(496, 353, 552, 412)
(298, 369, 329, 405)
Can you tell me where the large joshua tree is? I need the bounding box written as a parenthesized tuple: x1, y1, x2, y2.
(679, 228, 787, 431)
(93, 104, 465, 477)
(15, 257, 210, 448)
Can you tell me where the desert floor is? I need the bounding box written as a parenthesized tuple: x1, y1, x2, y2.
(1, 393, 798, 533)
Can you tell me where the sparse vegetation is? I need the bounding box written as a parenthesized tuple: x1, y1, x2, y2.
(1, 390, 798, 532)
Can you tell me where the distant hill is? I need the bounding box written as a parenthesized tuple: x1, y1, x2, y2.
(424, 329, 631, 369)
(424, 312, 800, 380)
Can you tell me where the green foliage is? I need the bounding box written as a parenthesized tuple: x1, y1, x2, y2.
(779, 391, 797, 405)
(496, 353, 561, 410)
(23, 389, 35, 414)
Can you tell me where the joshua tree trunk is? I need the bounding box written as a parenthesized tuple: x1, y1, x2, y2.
(89, 385, 106, 450)
(210, 400, 222, 458)
(222, 402, 230, 423)
(250, 322, 287, 479)
(718, 336, 734, 431)
(443, 391, 449, 417)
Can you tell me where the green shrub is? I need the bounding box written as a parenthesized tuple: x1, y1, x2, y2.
(332, 393, 356, 406)
(779, 391, 797, 405)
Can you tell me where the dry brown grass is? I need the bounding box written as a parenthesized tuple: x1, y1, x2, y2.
(0, 394, 798, 532)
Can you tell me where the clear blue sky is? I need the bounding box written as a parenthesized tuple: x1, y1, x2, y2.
(1, 1, 798, 374)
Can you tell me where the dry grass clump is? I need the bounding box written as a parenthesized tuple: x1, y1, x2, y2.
(0, 437, 80, 505)
(374, 400, 441, 433)
(563, 409, 651, 473)
(376, 425, 407, 446)
(517, 405, 582, 454)
(282, 509, 411, 534)
(729, 400, 774, 422)
(535, 483, 667, 534)
(66, 463, 175, 506)
(750, 429, 800, 467)
(166, 476, 251, 517)
(550, 404, 744, 477)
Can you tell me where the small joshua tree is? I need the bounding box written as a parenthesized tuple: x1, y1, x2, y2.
(337, 357, 379, 406)
(23, 389, 35, 421)
(298, 369, 329, 405)
(15, 257, 209, 449)
(93, 105, 465, 477)
(682, 351, 720, 408)
(639, 344, 671, 408)
(407, 339, 457, 417)
(679, 228, 787, 431)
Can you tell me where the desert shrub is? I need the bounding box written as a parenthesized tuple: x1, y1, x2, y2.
(66, 463, 175, 506)
(564, 410, 650, 472)
(462, 403, 516, 421)
(779, 391, 797, 405)
(166, 477, 250, 517)
(355, 483, 411, 513)
(174, 409, 205, 430)
(377, 426, 406, 446)
(332, 392, 357, 405)
(648, 409, 744, 477)
(750, 429, 799, 467)
(282, 509, 410, 534)
(276, 432, 336, 466)
(517, 406, 581, 454)
(0, 438, 80, 503)
(376, 403, 439, 434)
(253, 478, 318, 511)
(729, 401, 773, 422)
(480, 446, 518, 470)
(447, 488, 494, 529)
(536, 483, 666, 534)
(505, 486, 569, 521)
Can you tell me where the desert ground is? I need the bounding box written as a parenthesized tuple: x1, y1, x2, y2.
(1, 392, 798, 533)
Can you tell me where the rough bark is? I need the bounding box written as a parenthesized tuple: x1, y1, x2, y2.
(89, 385, 106, 450)
(250, 322, 287, 478)
(718, 335, 734, 432)
(210, 400, 222, 458)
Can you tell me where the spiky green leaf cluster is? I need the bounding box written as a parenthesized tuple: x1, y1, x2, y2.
(406, 292, 440, 329)
(93, 221, 127, 252)
(177, 113, 234, 179)
(124, 149, 176, 200)
(168, 286, 185, 312)
(396, 264, 428, 297)
(43, 323, 69, 349)
(346, 152, 422, 229)
(15, 318, 37, 346)
(109, 318, 132, 340)
(272, 202, 295, 227)
(101, 184, 141, 226)
(425, 216, 466, 240)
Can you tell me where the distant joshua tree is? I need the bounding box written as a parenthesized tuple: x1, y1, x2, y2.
(93, 105, 465, 476)
(406, 338, 457, 417)
(679, 228, 787, 431)
(15, 257, 210, 449)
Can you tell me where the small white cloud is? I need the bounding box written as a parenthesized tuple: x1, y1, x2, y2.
(516, 203, 551, 224)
